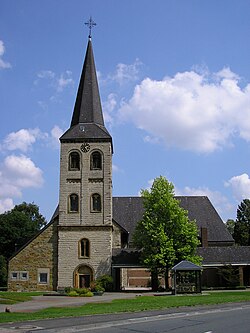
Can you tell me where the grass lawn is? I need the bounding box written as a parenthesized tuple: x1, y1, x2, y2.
(0, 291, 250, 323)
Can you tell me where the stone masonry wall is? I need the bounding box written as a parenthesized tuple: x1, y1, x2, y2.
(57, 226, 112, 288)
(8, 219, 58, 292)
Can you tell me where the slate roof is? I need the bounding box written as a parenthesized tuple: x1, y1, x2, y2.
(112, 196, 234, 245)
(197, 246, 250, 266)
(171, 260, 202, 271)
(60, 38, 112, 143)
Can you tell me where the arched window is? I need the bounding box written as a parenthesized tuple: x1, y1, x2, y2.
(69, 152, 80, 170)
(91, 193, 101, 212)
(79, 238, 90, 258)
(69, 193, 79, 213)
(90, 151, 102, 170)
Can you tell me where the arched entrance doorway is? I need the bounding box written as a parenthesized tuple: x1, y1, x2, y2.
(74, 265, 93, 288)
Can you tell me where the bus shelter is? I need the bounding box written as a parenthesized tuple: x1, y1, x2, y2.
(171, 260, 202, 294)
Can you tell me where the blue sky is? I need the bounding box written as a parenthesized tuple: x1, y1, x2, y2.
(1, 0, 250, 222)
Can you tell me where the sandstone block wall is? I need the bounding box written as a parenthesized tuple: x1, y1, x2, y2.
(8, 220, 58, 292)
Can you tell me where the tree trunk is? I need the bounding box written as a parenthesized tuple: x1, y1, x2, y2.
(165, 268, 169, 290)
(151, 268, 158, 291)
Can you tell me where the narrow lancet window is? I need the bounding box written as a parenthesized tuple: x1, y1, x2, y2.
(80, 238, 90, 257)
(69, 152, 80, 170)
(91, 193, 101, 212)
(90, 151, 102, 170)
(69, 194, 79, 212)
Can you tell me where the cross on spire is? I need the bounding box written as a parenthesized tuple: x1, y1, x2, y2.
(85, 16, 97, 39)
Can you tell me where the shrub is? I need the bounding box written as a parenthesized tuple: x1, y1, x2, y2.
(82, 291, 93, 297)
(90, 281, 105, 292)
(78, 288, 90, 295)
(96, 275, 113, 291)
(66, 287, 93, 297)
(68, 290, 79, 297)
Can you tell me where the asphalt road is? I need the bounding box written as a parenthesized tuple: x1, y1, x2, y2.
(1, 303, 250, 333)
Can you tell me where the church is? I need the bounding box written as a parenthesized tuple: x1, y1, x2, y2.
(8, 32, 250, 292)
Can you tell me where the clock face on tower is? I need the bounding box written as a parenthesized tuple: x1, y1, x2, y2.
(81, 143, 90, 153)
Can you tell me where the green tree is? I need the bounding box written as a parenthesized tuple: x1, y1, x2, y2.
(133, 176, 201, 291)
(0, 255, 7, 287)
(226, 219, 236, 236)
(233, 199, 250, 245)
(0, 202, 47, 259)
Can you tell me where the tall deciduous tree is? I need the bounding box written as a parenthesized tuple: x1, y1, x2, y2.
(233, 199, 250, 245)
(133, 176, 200, 291)
(0, 202, 47, 259)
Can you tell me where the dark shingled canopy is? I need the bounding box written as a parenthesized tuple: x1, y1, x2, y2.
(171, 260, 202, 271)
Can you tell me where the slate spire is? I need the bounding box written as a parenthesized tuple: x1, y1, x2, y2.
(70, 38, 104, 127)
(60, 36, 112, 144)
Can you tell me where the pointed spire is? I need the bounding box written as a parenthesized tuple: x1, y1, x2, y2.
(60, 35, 112, 147)
(70, 38, 104, 127)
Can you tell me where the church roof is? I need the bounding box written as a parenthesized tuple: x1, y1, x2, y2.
(60, 38, 112, 143)
(112, 196, 234, 245)
(197, 246, 250, 266)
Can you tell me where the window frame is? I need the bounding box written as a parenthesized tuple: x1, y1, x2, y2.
(37, 268, 50, 285)
(90, 151, 102, 170)
(79, 238, 90, 258)
(20, 271, 29, 280)
(91, 193, 102, 212)
(69, 151, 81, 171)
(68, 193, 79, 213)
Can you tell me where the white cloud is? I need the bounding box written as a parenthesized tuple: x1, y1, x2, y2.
(50, 125, 63, 148)
(37, 70, 55, 79)
(119, 67, 250, 153)
(0, 198, 14, 213)
(108, 58, 143, 85)
(0, 154, 44, 213)
(35, 69, 74, 93)
(2, 128, 42, 152)
(0, 40, 11, 69)
(103, 93, 117, 126)
(226, 173, 250, 202)
(56, 70, 74, 92)
(3, 155, 43, 188)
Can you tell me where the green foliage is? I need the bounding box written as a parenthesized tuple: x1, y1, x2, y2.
(225, 219, 235, 236)
(217, 265, 240, 287)
(0, 202, 47, 259)
(133, 176, 201, 284)
(0, 255, 7, 286)
(66, 287, 93, 297)
(233, 199, 250, 245)
(96, 274, 113, 291)
(68, 290, 79, 297)
(90, 281, 105, 292)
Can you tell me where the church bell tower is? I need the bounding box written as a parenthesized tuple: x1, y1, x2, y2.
(57, 29, 113, 289)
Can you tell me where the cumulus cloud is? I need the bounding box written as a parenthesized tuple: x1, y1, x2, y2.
(1, 126, 64, 152)
(2, 128, 43, 152)
(50, 125, 63, 148)
(119, 67, 250, 153)
(0, 40, 11, 69)
(0, 198, 14, 213)
(0, 155, 44, 213)
(225, 173, 250, 201)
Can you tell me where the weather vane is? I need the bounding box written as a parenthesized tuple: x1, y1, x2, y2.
(85, 16, 97, 39)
